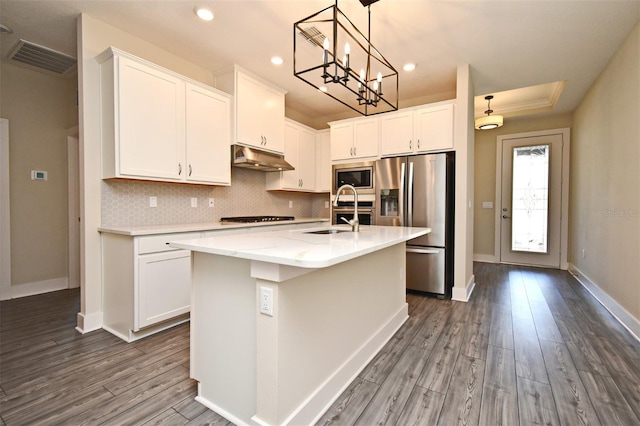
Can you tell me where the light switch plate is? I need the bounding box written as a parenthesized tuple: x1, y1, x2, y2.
(149, 196, 157, 208)
(191, 197, 198, 208)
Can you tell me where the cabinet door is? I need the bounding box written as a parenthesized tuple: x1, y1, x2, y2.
(298, 128, 316, 190)
(185, 83, 231, 185)
(236, 72, 264, 149)
(118, 56, 185, 180)
(236, 72, 284, 154)
(380, 110, 414, 156)
(353, 118, 379, 159)
(414, 103, 454, 152)
(137, 250, 191, 329)
(330, 121, 354, 161)
(281, 123, 300, 189)
(259, 84, 285, 154)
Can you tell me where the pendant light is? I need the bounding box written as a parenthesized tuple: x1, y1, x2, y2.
(293, 0, 398, 116)
(475, 95, 504, 130)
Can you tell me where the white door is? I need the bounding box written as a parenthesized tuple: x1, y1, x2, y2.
(499, 132, 567, 268)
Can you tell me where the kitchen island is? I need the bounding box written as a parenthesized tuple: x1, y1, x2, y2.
(170, 224, 429, 426)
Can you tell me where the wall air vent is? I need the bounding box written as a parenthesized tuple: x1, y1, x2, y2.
(7, 39, 76, 77)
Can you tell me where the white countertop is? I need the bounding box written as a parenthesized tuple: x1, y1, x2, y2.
(169, 225, 429, 268)
(98, 218, 329, 236)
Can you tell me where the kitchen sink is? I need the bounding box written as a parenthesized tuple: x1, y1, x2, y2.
(305, 229, 351, 235)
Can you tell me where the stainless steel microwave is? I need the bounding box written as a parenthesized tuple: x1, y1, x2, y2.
(332, 161, 375, 195)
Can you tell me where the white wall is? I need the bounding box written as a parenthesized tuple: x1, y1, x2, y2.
(452, 64, 475, 301)
(0, 62, 77, 298)
(569, 21, 640, 332)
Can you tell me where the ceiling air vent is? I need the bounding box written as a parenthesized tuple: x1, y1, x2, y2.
(298, 26, 326, 47)
(7, 39, 76, 77)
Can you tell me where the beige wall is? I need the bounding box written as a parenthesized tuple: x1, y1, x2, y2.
(473, 113, 573, 258)
(570, 21, 639, 323)
(0, 61, 77, 295)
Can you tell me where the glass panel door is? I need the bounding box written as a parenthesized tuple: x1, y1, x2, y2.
(500, 135, 563, 268)
(511, 144, 550, 253)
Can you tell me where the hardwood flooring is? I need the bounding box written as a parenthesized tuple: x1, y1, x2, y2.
(2, 263, 639, 425)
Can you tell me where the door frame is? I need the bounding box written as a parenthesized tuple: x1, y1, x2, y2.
(68, 126, 80, 289)
(494, 128, 570, 269)
(1, 119, 10, 300)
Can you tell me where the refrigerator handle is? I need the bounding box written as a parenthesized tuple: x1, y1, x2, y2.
(406, 248, 440, 254)
(408, 161, 414, 227)
(399, 162, 405, 226)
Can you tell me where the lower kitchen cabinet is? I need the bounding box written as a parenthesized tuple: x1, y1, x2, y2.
(101, 231, 200, 342)
(137, 250, 191, 329)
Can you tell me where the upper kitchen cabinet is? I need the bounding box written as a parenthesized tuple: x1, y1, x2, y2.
(97, 47, 232, 186)
(266, 119, 316, 192)
(380, 101, 454, 156)
(329, 117, 379, 162)
(185, 83, 231, 185)
(215, 66, 286, 154)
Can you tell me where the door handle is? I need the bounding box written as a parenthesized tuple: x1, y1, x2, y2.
(502, 215, 510, 219)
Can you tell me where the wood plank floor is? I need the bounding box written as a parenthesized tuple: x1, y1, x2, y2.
(2, 263, 639, 425)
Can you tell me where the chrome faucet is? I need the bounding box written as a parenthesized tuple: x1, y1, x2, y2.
(333, 184, 359, 232)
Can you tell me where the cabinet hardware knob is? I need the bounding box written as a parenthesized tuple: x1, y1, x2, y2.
(409, 140, 412, 149)
(189, 164, 192, 176)
(417, 139, 420, 149)
(178, 163, 182, 175)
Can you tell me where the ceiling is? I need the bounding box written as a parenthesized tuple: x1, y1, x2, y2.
(1, 0, 639, 127)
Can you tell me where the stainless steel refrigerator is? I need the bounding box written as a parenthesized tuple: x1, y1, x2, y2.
(375, 152, 454, 297)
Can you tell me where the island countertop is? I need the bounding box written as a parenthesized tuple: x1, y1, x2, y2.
(169, 225, 429, 269)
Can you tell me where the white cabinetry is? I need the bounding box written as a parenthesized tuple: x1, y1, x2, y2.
(266, 120, 316, 191)
(330, 117, 379, 162)
(215, 66, 286, 154)
(98, 47, 231, 185)
(102, 231, 200, 342)
(380, 101, 454, 156)
(185, 83, 231, 184)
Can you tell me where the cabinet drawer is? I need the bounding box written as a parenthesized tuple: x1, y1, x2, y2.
(137, 232, 201, 254)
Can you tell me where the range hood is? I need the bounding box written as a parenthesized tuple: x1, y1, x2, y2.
(232, 145, 294, 172)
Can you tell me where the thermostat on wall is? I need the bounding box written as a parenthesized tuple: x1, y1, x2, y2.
(31, 170, 47, 181)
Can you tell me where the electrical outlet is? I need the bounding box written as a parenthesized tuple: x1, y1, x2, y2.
(582, 248, 586, 259)
(191, 197, 198, 208)
(324, 201, 329, 209)
(288, 200, 293, 208)
(208, 198, 214, 207)
(260, 287, 274, 316)
(149, 196, 157, 208)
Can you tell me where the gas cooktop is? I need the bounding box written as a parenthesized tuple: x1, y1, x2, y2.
(220, 216, 295, 224)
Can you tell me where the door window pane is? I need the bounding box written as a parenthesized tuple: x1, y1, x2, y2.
(511, 144, 549, 253)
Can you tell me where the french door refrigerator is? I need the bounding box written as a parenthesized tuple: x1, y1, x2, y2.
(375, 152, 454, 297)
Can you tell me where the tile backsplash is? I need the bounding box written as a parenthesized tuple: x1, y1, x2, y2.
(102, 168, 330, 227)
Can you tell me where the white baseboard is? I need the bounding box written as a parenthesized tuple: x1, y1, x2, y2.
(76, 311, 103, 334)
(473, 254, 497, 263)
(10, 277, 68, 299)
(568, 264, 640, 342)
(452, 274, 475, 302)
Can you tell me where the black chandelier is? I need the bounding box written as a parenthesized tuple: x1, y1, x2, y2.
(293, 0, 398, 116)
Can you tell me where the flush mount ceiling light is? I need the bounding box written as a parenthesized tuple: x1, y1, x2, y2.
(475, 95, 504, 130)
(293, 0, 398, 116)
(271, 56, 284, 65)
(194, 7, 214, 21)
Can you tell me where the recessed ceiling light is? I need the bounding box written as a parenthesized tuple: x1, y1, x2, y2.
(319, 86, 328, 93)
(194, 7, 214, 21)
(403, 63, 416, 72)
(271, 56, 284, 65)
